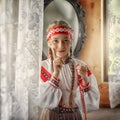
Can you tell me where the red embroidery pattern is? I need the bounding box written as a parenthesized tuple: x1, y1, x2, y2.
(40, 66, 51, 82)
(76, 64, 92, 120)
(86, 65, 92, 77)
(47, 26, 73, 41)
(80, 89, 87, 120)
(41, 66, 60, 88)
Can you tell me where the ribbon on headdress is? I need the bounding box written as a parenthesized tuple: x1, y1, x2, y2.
(47, 26, 73, 41)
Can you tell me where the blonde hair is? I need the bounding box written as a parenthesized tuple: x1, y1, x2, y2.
(47, 20, 71, 32)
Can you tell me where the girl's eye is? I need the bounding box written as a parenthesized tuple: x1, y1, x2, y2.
(52, 39, 59, 43)
(63, 39, 70, 43)
(64, 39, 69, 42)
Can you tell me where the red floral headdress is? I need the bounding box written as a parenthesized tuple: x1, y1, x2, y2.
(47, 26, 73, 41)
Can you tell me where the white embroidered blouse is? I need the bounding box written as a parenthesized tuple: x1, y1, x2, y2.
(39, 58, 100, 113)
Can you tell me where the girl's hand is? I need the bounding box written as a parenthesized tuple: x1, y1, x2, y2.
(76, 64, 88, 85)
(52, 49, 64, 78)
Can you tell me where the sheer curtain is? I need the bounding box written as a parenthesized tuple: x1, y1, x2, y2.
(107, 0, 120, 108)
(0, 0, 43, 119)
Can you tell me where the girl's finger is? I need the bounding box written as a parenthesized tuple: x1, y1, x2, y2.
(60, 59, 64, 64)
(52, 48, 57, 59)
(76, 64, 81, 70)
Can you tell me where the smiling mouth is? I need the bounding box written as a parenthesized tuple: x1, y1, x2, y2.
(58, 50, 66, 52)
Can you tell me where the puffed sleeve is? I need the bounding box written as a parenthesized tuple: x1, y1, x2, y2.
(84, 74, 100, 112)
(39, 59, 62, 109)
(75, 59, 100, 112)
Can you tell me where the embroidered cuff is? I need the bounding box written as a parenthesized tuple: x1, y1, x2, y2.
(48, 76, 60, 88)
(79, 82, 90, 92)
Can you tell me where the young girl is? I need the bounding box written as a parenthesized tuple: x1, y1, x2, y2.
(39, 20, 100, 120)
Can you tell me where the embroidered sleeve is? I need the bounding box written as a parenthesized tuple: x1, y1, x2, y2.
(78, 80, 90, 92)
(41, 66, 51, 82)
(48, 76, 60, 88)
(40, 66, 60, 88)
(75, 60, 100, 113)
(76, 64, 92, 92)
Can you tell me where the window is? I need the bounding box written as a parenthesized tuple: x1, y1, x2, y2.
(104, 0, 120, 82)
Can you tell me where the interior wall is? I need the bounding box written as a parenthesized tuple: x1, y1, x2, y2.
(77, 0, 102, 85)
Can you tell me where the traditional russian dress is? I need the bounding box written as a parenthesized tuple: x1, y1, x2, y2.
(39, 58, 100, 120)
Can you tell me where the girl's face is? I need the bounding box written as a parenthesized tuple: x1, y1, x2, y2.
(48, 34, 72, 59)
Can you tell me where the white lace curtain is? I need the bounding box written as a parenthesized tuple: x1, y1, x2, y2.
(0, 0, 43, 119)
(107, 0, 120, 108)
